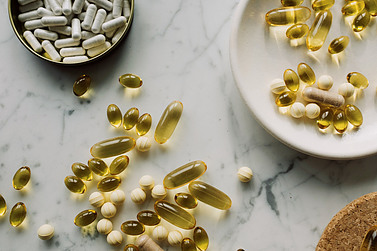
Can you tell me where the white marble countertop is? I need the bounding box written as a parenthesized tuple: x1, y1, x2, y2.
(1, 0, 377, 250)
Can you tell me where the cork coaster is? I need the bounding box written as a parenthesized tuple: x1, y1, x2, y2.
(316, 192, 377, 251)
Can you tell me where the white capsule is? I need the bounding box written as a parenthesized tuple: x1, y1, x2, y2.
(89, 192, 105, 207)
(97, 219, 113, 235)
(290, 102, 305, 118)
(41, 16, 68, 26)
(302, 87, 345, 107)
(48, 0, 62, 15)
(270, 78, 287, 94)
(43, 0, 51, 10)
(107, 230, 123, 246)
(19, 0, 43, 12)
(91, 9, 107, 33)
(72, 0, 85, 14)
(34, 28, 59, 41)
(112, 0, 122, 17)
(167, 230, 183, 246)
(151, 184, 167, 200)
(37, 7, 54, 17)
(82, 34, 105, 49)
(237, 166, 253, 182)
(42, 40, 61, 61)
(81, 30, 96, 39)
(101, 202, 117, 218)
(60, 47, 85, 57)
(71, 18, 81, 40)
(317, 75, 333, 90)
(305, 103, 321, 119)
(88, 0, 113, 11)
(18, 10, 39, 22)
(63, 55, 89, 63)
(37, 224, 55, 240)
(102, 16, 127, 32)
(49, 25, 72, 35)
(18, 0, 38, 6)
(109, 189, 126, 205)
(338, 82, 355, 98)
(62, 0, 72, 15)
(139, 175, 154, 191)
(123, 0, 130, 18)
(55, 37, 80, 48)
(24, 19, 44, 30)
(152, 226, 168, 242)
(130, 188, 146, 204)
(111, 24, 126, 43)
(83, 0, 90, 10)
(81, 4, 97, 30)
(23, 30, 43, 53)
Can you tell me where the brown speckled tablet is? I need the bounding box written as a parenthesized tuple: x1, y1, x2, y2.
(316, 192, 377, 251)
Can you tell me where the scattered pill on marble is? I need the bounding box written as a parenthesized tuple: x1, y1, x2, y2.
(37, 224, 54, 240)
(237, 166, 253, 182)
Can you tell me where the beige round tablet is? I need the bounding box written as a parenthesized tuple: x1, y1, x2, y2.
(136, 136, 152, 152)
(101, 202, 117, 218)
(237, 166, 253, 182)
(97, 219, 113, 235)
(107, 230, 123, 246)
(89, 192, 105, 207)
(110, 189, 126, 205)
(168, 230, 183, 246)
(151, 184, 167, 200)
(38, 224, 54, 240)
(139, 175, 155, 191)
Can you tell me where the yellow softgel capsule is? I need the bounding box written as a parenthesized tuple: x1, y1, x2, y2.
(286, 23, 309, 39)
(97, 176, 121, 192)
(189, 181, 232, 210)
(107, 104, 122, 128)
(88, 158, 110, 176)
(71, 162, 92, 181)
(275, 91, 296, 107)
(109, 155, 129, 175)
(9, 202, 27, 227)
(124, 244, 139, 251)
(312, 0, 335, 11)
(345, 104, 363, 127)
(0, 194, 6, 216)
(12, 166, 31, 190)
(342, 0, 365, 16)
(119, 73, 143, 88)
(306, 10, 332, 51)
(364, 0, 377, 16)
(297, 63, 316, 85)
(317, 108, 333, 129)
(265, 7, 311, 26)
(353, 9, 371, 32)
(181, 238, 197, 251)
(347, 72, 369, 89)
(333, 109, 348, 133)
(154, 200, 196, 230)
(154, 101, 183, 144)
(174, 193, 198, 209)
(136, 113, 152, 136)
(121, 220, 145, 235)
(73, 74, 91, 97)
(360, 225, 377, 251)
(74, 209, 97, 227)
(193, 227, 209, 251)
(123, 107, 139, 130)
(281, 0, 303, 6)
(284, 69, 300, 92)
(64, 175, 86, 194)
(328, 36, 349, 54)
(90, 136, 136, 158)
(137, 210, 161, 226)
(163, 160, 207, 189)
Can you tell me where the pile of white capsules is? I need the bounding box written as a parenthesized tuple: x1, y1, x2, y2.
(17, 0, 131, 63)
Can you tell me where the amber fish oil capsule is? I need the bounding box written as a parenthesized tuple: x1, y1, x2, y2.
(364, 0, 377, 16)
(342, 1, 365, 16)
(72, 162, 92, 181)
(154, 200, 196, 230)
(275, 91, 296, 107)
(88, 158, 109, 176)
(312, 0, 335, 11)
(328, 36, 349, 54)
(97, 176, 121, 192)
(107, 104, 122, 128)
(353, 9, 371, 32)
(119, 73, 143, 88)
(174, 193, 198, 209)
(163, 160, 207, 189)
(123, 107, 139, 130)
(317, 108, 333, 129)
(154, 101, 183, 144)
(109, 155, 129, 175)
(265, 7, 311, 26)
(64, 175, 87, 194)
(124, 244, 140, 251)
(0, 194, 6, 216)
(345, 104, 363, 127)
(284, 69, 300, 92)
(297, 63, 316, 85)
(189, 181, 232, 210)
(137, 210, 161, 226)
(136, 113, 152, 136)
(181, 238, 197, 251)
(333, 109, 348, 133)
(73, 75, 91, 96)
(194, 227, 209, 251)
(13, 166, 31, 190)
(74, 209, 97, 227)
(306, 10, 332, 51)
(281, 0, 303, 6)
(90, 136, 136, 158)
(347, 72, 369, 89)
(121, 220, 145, 235)
(286, 24, 309, 40)
(9, 202, 27, 227)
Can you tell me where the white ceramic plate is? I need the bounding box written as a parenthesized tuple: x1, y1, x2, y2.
(230, 0, 377, 159)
